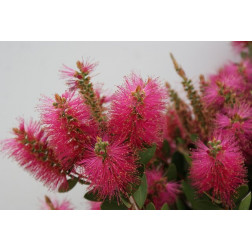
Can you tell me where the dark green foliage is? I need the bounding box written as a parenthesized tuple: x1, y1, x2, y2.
(84, 190, 102, 202)
(139, 144, 156, 165)
(133, 174, 148, 209)
(101, 199, 128, 210)
(146, 202, 156, 210)
(58, 177, 78, 193)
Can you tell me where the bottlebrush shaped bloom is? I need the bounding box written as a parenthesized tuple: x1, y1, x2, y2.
(221, 60, 252, 89)
(203, 71, 245, 108)
(39, 91, 98, 168)
(79, 136, 138, 200)
(110, 74, 166, 148)
(216, 103, 252, 160)
(190, 134, 246, 208)
(146, 169, 180, 209)
(1, 119, 67, 189)
(41, 196, 74, 210)
(60, 60, 97, 90)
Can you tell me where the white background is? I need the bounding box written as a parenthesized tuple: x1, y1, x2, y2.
(0, 42, 239, 209)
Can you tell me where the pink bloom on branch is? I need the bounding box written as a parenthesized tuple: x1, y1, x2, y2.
(60, 60, 97, 90)
(190, 133, 246, 208)
(203, 71, 245, 108)
(110, 74, 166, 148)
(79, 136, 138, 200)
(41, 196, 74, 210)
(216, 103, 252, 160)
(39, 91, 98, 168)
(146, 169, 180, 209)
(1, 119, 67, 189)
(221, 60, 252, 90)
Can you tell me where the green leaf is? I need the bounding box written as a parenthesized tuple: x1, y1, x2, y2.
(176, 198, 187, 210)
(182, 181, 222, 210)
(192, 200, 222, 210)
(101, 199, 127, 210)
(162, 140, 170, 157)
(139, 144, 156, 165)
(58, 177, 78, 193)
(167, 163, 177, 181)
(182, 180, 195, 205)
(161, 203, 169, 210)
(146, 202, 156, 210)
(238, 192, 251, 210)
(133, 174, 148, 209)
(172, 151, 189, 178)
(176, 137, 185, 145)
(84, 191, 102, 202)
(235, 184, 249, 204)
(120, 194, 131, 208)
(190, 134, 198, 142)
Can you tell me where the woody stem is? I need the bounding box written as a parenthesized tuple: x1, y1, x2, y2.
(129, 195, 139, 210)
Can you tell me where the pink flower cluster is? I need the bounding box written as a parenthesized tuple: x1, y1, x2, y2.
(2, 42, 252, 210)
(146, 169, 180, 209)
(190, 133, 246, 208)
(2, 61, 166, 204)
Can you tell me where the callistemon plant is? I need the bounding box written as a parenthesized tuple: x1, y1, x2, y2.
(2, 42, 252, 210)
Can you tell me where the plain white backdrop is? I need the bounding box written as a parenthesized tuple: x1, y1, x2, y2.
(0, 42, 239, 209)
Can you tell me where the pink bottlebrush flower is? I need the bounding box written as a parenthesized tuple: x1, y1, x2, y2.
(203, 71, 245, 108)
(90, 202, 101, 210)
(146, 169, 180, 209)
(109, 74, 166, 148)
(76, 59, 97, 75)
(60, 60, 97, 90)
(1, 119, 67, 189)
(221, 60, 252, 90)
(39, 91, 98, 168)
(216, 103, 252, 161)
(190, 133, 246, 208)
(79, 136, 138, 200)
(41, 196, 74, 210)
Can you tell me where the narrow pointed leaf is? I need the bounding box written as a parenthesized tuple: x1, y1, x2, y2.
(146, 202, 156, 210)
(133, 174, 147, 209)
(161, 203, 169, 210)
(238, 192, 251, 210)
(84, 191, 102, 202)
(139, 144, 156, 165)
(58, 177, 78, 193)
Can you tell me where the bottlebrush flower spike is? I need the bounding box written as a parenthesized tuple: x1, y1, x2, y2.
(60, 60, 105, 127)
(41, 196, 74, 210)
(110, 74, 166, 148)
(203, 71, 244, 108)
(190, 133, 246, 208)
(146, 169, 180, 209)
(216, 103, 252, 160)
(79, 136, 138, 200)
(39, 91, 98, 168)
(1, 119, 67, 189)
(220, 61, 252, 92)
